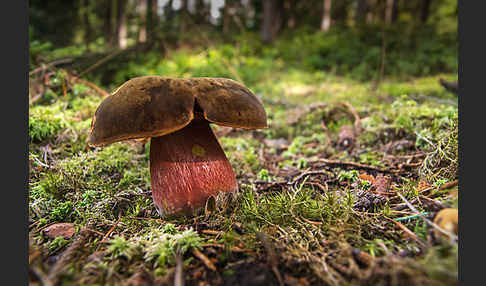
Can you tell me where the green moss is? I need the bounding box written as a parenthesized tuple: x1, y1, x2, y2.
(29, 108, 66, 143)
(50, 201, 74, 221)
(337, 170, 360, 182)
(419, 115, 458, 183)
(48, 236, 69, 254)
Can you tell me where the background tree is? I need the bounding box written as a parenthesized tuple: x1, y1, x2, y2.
(116, 0, 127, 49)
(321, 0, 332, 31)
(260, 0, 284, 43)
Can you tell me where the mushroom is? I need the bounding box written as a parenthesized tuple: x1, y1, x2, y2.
(433, 208, 458, 243)
(88, 76, 267, 217)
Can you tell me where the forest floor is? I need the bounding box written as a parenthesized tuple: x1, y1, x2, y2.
(29, 49, 458, 285)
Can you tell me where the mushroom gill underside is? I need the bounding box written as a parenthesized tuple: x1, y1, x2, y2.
(149, 118, 238, 217)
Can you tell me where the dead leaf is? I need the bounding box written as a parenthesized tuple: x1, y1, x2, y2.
(359, 173, 376, 184)
(42, 223, 76, 239)
(373, 174, 392, 193)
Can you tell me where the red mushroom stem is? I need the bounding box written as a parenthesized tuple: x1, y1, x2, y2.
(149, 118, 237, 217)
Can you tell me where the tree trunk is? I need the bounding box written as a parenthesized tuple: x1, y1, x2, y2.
(117, 0, 128, 49)
(261, 0, 283, 43)
(320, 0, 332, 31)
(104, 0, 113, 48)
(384, 0, 394, 25)
(366, 0, 375, 23)
(284, 0, 295, 28)
(138, 0, 147, 42)
(420, 0, 431, 23)
(112, 0, 118, 48)
(194, 0, 207, 24)
(180, 0, 189, 34)
(355, 0, 368, 23)
(83, 0, 93, 51)
(392, 0, 399, 23)
(146, 0, 156, 43)
(223, 3, 231, 34)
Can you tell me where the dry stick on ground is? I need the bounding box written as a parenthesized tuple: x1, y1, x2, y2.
(77, 48, 131, 77)
(200, 243, 251, 254)
(315, 158, 400, 173)
(29, 58, 74, 76)
(439, 179, 459, 190)
(99, 216, 122, 244)
(291, 170, 331, 185)
(66, 74, 110, 97)
(201, 229, 221, 235)
(387, 218, 429, 248)
(396, 192, 458, 242)
(123, 216, 169, 224)
(191, 249, 217, 272)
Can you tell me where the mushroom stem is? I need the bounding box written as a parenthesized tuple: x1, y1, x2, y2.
(150, 119, 238, 217)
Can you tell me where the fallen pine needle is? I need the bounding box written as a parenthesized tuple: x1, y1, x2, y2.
(97, 217, 121, 248)
(439, 179, 459, 190)
(387, 218, 429, 248)
(201, 229, 221, 235)
(393, 212, 430, 222)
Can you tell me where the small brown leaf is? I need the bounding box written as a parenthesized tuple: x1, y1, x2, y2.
(373, 174, 392, 193)
(359, 173, 376, 184)
(417, 180, 433, 192)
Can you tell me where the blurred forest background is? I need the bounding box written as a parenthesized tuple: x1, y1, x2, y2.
(30, 0, 457, 88)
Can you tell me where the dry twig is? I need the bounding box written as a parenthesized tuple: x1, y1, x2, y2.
(396, 192, 458, 242)
(192, 249, 217, 272)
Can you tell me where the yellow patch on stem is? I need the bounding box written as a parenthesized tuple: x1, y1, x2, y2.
(192, 144, 206, 157)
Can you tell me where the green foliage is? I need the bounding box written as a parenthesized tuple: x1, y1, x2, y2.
(29, 107, 67, 143)
(48, 236, 69, 254)
(37, 172, 66, 198)
(50, 201, 73, 221)
(238, 185, 354, 228)
(144, 228, 202, 267)
(219, 136, 262, 175)
(282, 136, 308, 158)
(337, 170, 359, 182)
(419, 114, 458, 183)
(107, 236, 138, 260)
(257, 169, 271, 182)
(271, 26, 457, 81)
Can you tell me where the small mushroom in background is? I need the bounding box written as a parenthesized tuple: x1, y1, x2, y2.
(433, 208, 458, 243)
(337, 125, 355, 150)
(89, 76, 267, 217)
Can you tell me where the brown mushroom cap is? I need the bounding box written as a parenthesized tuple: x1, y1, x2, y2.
(89, 76, 267, 146)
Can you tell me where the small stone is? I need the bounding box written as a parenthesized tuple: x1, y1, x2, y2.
(42, 223, 76, 239)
